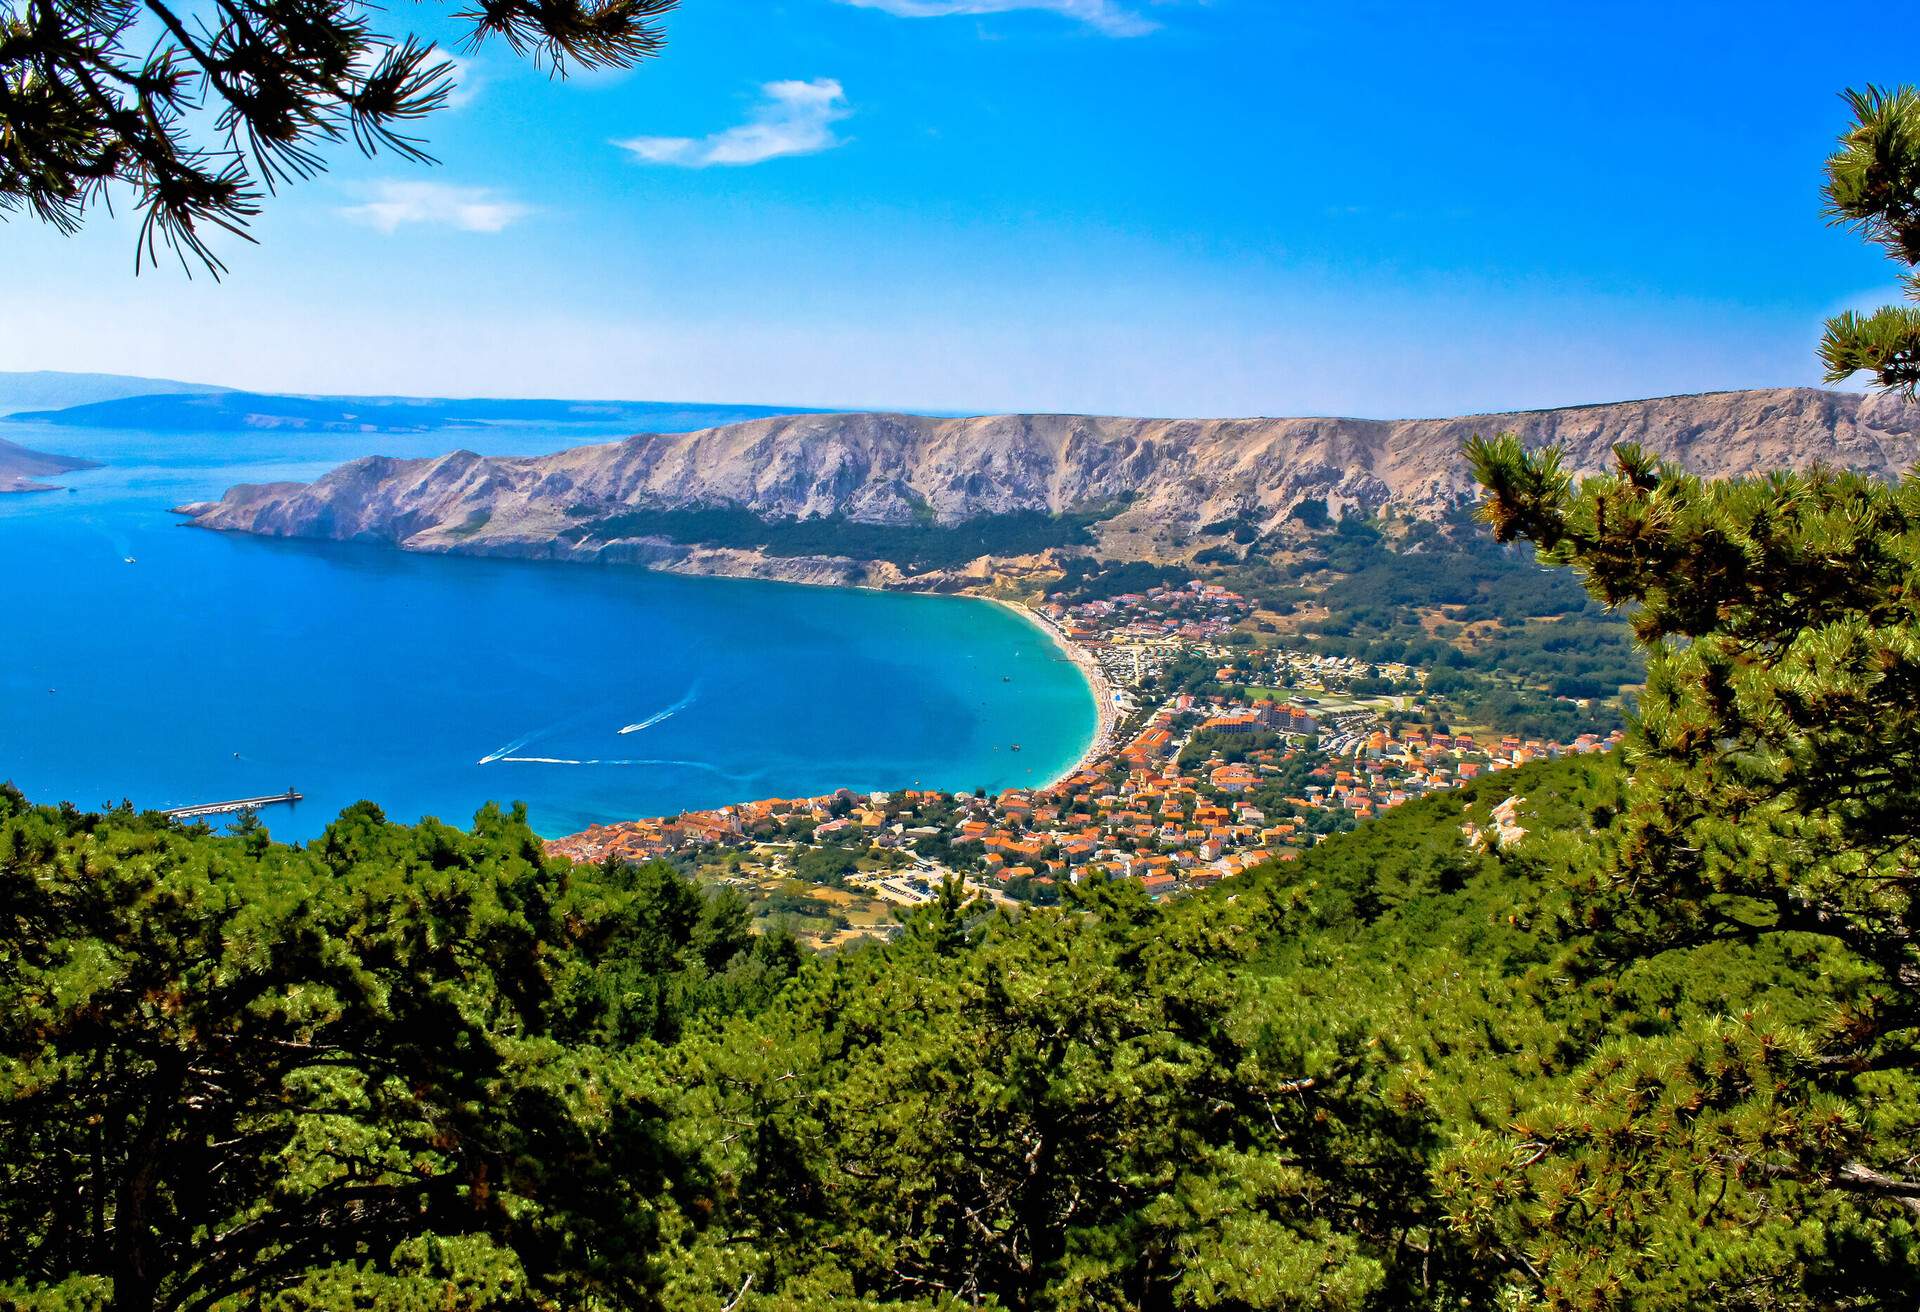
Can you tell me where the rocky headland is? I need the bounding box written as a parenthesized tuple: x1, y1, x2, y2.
(177, 387, 1920, 586)
(0, 436, 101, 494)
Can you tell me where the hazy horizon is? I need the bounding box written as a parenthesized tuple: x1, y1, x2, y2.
(4, 1, 1903, 419)
(0, 368, 1882, 428)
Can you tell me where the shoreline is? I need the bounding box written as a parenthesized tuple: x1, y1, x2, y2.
(528, 591, 1117, 849)
(170, 515, 1117, 829)
(979, 594, 1120, 791)
(540, 592, 1122, 854)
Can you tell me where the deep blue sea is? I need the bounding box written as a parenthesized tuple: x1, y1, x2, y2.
(0, 419, 1095, 842)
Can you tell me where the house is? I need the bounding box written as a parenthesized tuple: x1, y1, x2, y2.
(1210, 764, 1259, 794)
(1138, 872, 1178, 899)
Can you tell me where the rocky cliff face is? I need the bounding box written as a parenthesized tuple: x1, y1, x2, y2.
(178, 388, 1920, 581)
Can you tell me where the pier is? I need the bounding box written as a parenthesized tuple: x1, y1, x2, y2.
(161, 789, 303, 821)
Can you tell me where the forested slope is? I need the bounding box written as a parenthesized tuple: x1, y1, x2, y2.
(4, 751, 1911, 1310)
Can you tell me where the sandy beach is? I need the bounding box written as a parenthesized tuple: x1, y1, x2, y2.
(981, 595, 1121, 789)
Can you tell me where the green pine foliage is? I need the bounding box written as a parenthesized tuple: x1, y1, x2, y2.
(665, 873, 1438, 1309)
(8, 746, 1916, 1310)
(4, 742, 1917, 1308)
(1456, 439, 1920, 1307)
(0, 787, 794, 1312)
(1820, 86, 1920, 397)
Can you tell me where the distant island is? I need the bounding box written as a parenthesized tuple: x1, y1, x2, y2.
(0, 434, 99, 493)
(0, 368, 228, 416)
(12, 389, 838, 436)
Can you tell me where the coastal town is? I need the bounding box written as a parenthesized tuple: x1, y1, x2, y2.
(546, 577, 1625, 945)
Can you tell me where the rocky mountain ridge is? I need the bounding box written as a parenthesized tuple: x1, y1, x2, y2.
(179, 387, 1920, 586)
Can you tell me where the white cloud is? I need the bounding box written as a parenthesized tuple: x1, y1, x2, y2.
(835, 0, 1155, 36)
(615, 79, 850, 168)
(338, 181, 530, 234)
(438, 54, 481, 110)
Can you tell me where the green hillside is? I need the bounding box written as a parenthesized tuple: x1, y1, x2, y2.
(4, 748, 1912, 1309)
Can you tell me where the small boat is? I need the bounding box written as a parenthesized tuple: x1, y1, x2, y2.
(123, 556, 136, 564)
(1010, 744, 1022, 753)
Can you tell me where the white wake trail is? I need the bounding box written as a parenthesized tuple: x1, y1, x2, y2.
(478, 731, 542, 765)
(483, 682, 705, 767)
(479, 713, 575, 763)
(493, 755, 751, 782)
(618, 681, 701, 735)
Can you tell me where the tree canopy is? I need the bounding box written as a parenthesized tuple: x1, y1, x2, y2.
(0, 787, 796, 1312)
(1459, 81, 1920, 1303)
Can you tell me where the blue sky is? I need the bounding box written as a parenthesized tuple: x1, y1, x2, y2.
(2, 0, 1908, 417)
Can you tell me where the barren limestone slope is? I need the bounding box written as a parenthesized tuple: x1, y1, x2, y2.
(179, 388, 1920, 584)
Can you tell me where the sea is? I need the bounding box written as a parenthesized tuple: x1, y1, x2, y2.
(0, 418, 1096, 843)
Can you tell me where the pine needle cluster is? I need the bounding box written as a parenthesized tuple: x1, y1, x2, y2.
(0, 0, 676, 273)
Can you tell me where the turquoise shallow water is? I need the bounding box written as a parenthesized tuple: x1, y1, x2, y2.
(0, 419, 1095, 842)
